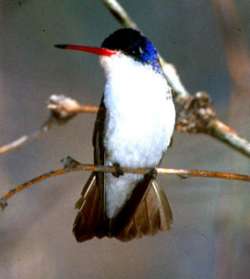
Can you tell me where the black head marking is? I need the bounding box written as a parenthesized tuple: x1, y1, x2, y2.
(101, 28, 162, 72)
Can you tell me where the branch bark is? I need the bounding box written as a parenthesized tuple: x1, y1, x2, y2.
(0, 95, 98, 155)
(1, 92, 250, 159)
(1, 156, 249, 210)
(0, 122, 51, 155)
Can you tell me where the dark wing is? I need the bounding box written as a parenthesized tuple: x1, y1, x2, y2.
(92, 97, 107, 230)
(73, 98, 107, 241)
(93, 97, 106, 183)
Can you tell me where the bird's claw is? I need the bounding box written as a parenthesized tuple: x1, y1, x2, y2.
(112, 163, 124, 177)
(61, 156, 81, 169)
(0, 198, 8, 210)
(145, 168, 158, 180)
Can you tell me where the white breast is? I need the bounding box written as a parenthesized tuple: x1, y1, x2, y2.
(100, 54, 175, 218)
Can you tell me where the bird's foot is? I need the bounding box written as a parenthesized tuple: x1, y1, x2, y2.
(112, 163, 124, 178)
(61, 156, 81, 169)
(145, 168, 158, 180)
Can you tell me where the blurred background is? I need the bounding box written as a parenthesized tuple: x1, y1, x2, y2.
(1, 0, 250, 278)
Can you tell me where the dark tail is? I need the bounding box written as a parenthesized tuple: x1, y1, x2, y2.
(115, 180, 173, 241)
(73, 173, 107, 242)
(73, 174, 172, 242)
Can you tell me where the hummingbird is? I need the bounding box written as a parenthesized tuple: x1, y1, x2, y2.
(55, 28, 176, 241)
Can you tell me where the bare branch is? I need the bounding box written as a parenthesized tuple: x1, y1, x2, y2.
(0, 95, 98, 155)
(159, 57, 190, 98)
(48, 95, 98, 121)
(0, 123, 50, 155)
(48, 94, 250, 158)
(0, 157, 249, 210)
(208, 119, 250, 156)
(102, 0, 138, 29)
(176, 93, 250, 158)
(1, 92, 250, 159)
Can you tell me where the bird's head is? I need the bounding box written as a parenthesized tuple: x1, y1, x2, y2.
(55, 28, 162, 73)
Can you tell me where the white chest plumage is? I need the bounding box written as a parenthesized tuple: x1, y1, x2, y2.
(100, 54, 176, 218)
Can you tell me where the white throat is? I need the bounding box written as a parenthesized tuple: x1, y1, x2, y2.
(100, 54, 171, 99)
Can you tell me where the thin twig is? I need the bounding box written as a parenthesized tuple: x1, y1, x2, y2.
(47, 93, 250, 159)
(208, 119, 250, 156)
(0, 95, 98, 155)
(102, 0, 138, 29)
(0, 123, 50, 155)
(47, 94, 98, 116)
(1, 92, 250, 159)
(0, 157, 249, 210)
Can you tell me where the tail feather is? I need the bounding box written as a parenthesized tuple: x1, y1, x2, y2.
(116, 180, 172, 241)
(73, 173, 106, 242)
(73, 174, 172, 242)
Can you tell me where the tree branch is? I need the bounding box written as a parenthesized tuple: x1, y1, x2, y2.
(175, 92, 250, 157)
(1, 92, 250, 159)
(0, 95, 98, 155)
(1, 156, 249, 210)
(0, 122, 50, 155)
(208, 119, 250, 156)
(102, 0, 138, 29)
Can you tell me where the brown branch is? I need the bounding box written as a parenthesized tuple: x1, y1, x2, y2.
(49, 93, 250, 158)
(0, 95, 98, 155)
(0, 122, 50, 155)
(1, 92, 250, 159)
(47, 95, 98, 117)
(1, 156, 249, 210)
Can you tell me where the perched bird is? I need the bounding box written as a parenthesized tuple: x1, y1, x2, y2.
(55, 28, 176, 241)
